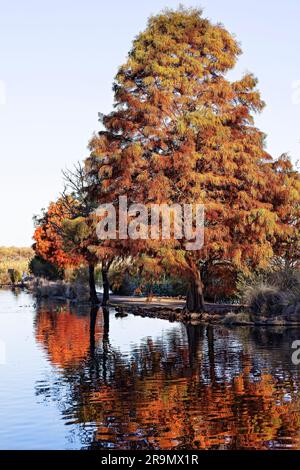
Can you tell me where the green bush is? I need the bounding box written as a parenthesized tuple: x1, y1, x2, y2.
(29, 255, 63, 280)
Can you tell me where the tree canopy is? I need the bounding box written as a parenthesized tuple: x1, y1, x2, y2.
(31, 7, 300, 310)
(87, 7, 298, 310)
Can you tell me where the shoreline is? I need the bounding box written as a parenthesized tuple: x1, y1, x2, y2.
(0, 283, 28, 288)
(3, 285, 300, 327)
(110, 301, 300, 327)
(109, 295, 245, 324)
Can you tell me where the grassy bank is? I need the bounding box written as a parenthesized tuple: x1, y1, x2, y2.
(0, 247, 33, 285)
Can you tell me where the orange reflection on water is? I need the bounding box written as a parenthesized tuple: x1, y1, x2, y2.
(35, 305, 103, 368)
(34, 308, 300, 450)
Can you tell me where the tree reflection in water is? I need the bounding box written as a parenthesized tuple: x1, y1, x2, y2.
(34, 303, 300, 450)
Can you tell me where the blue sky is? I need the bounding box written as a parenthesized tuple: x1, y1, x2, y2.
(0, 0, 299, 246)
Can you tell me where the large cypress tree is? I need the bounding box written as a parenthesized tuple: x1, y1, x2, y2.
(87, 7, 293, 311)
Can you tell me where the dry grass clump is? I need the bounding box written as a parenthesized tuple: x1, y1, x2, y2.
(242, 270, 300, 316)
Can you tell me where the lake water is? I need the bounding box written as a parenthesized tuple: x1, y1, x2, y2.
(1, 288, 300, 450)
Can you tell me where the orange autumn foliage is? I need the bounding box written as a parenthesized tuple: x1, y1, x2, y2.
(87, 7, 299, 308)
(269, 154, 300, 268)
(33, 199, 84, 269)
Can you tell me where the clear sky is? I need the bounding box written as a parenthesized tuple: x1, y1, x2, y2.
(0, 0, 299, 247)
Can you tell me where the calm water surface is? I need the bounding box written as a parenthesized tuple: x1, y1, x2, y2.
(1, 289, 300, 450)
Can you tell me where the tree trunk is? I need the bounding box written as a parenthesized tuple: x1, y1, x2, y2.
(102, 306, 110, 382)
(88, 264, 99, 305)
(102, 306, 110, 340)
(89, 305, 98, 357)
(186, 268, 205, 313)
(207, 325, 216, 383)
(186, 324, 204, 366)
(101, 267, 110, 306)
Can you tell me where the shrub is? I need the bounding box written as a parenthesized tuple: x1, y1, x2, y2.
(29, 255, 63, 280)
(30, 278, 90, 302)
(242, 270, 300, 316)
(8, 268, 22, 284)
